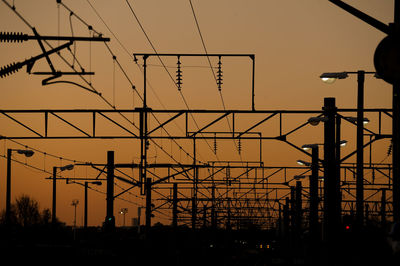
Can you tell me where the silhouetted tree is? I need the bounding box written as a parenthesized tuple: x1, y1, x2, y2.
(0, 194, 50, 227)
(41, 208, 51, 225)
(15, 194, 40, 227)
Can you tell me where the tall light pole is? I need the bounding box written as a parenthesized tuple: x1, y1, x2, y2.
(119, 208, 128, 227)
(52, 164, 74, 226)
(307, 112, 348, 241)
(6, 148, 34, 225)
(320, 71, 376, 229)
(301, 144, 321, 245)
(300, 141, 347, 243)
(71, 199, 79, 240)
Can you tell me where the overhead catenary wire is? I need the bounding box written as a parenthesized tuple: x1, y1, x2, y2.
(187, 0, 243, 161)
(85, 0, 206, 166)
(85, 0, 218, 171)
(2, 0, 204, 184)
(125, 0, 220, 162)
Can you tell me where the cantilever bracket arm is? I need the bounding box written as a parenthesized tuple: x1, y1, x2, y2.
(328, 0, 390, 34)
(0, 41, 72, 78)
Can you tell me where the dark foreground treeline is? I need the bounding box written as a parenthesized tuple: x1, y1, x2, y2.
(0, 223, 399, 266)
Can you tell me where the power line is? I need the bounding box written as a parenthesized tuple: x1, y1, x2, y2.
(125, 0, 219, 161)
(188, 0, 218, 85)
(86, 0, 204, 166)
(187, 0, 242, 160)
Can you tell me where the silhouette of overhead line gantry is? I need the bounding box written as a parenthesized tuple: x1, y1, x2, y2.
(0, 108, 391, 140)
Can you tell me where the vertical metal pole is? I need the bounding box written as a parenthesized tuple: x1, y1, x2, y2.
(251, 55, 255, 111)
(336, 114, 342, 219)
(105, 150, 115, 231)
(140, 55, 149, 195)
(139, 110, 145, 194)
(137, 206, 142, 234)
(278, 202, 282, 237)
(211, 184, 216, 228)
(323, 97, 337, 241)
(192, 138, 197, 230)
(290, 186, 295, 231)
(381, 188, 386, 227)
(295, 181, 302, 235)
(310, 147, 319, 242)
(356, 70, 365, 228)
(283, 197, 290, 237)
(393, 1, 400, 221)
(145, 177, 152, 230)
(143, 55, 148, 109)
(393, 84, 400, 222)
(203, 205, 207, 228)
(6, 149, 11, 225)
(84, 181, 88, 229)
(173, 183, 178, 228)
(227, 197, 231, 230)
(52, 166, 57, 226)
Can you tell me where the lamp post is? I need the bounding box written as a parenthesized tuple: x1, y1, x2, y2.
(6, 148, 34, 225)
(119, 208, 128, 227)
(320, 71, 376, 229)
(307, 98, 345, 241)
(71, 199, 79, 240)
(52, 164, 74, 226)
(300, 144, 320, 244)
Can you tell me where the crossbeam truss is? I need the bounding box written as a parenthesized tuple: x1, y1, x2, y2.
(0, 107, 393, 229)
(0, 108, 391, 140)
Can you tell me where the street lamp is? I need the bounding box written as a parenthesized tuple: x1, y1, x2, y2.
(297, 160, 311, 167)
(294, 175, 306, 180)
(71, 199, 79, 240)
(120, 208, 128, 227)
(6, 148, 35, 225)
(308, 116, 328, 126)
(52, 164, 75, 225)
(344, 117, 370, 125)
(320, 72, 349, 84)
(298, 144, 320, 247)
(320, 70, 377, 229)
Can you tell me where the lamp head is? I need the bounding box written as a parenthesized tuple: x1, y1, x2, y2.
(302, 144, 318, 151)
(320, 72, 348, 84)
(308, 117, 328, 126)
(340, 140, 348, 147)
(60, 164, 74, 171)
(17, 149, 34, 157)
(297, 160, 310, 166)
(345, 117, 369, 125)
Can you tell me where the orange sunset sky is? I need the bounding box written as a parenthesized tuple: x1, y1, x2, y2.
(0, 0, 395, 226)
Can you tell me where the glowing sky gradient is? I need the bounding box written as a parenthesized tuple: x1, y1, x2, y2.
(0, 0, 395, 226)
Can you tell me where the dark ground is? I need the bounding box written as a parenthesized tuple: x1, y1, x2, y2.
(0, 224, 398, 266)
